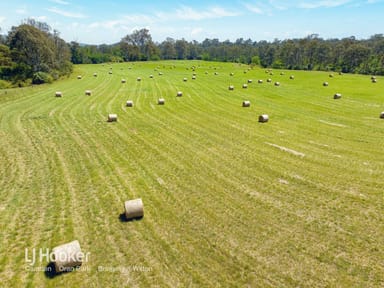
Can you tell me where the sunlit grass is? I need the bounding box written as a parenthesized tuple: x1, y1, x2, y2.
(0, 61, 383, 287)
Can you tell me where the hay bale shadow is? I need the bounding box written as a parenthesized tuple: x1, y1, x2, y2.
(44, 262, 82, 278)
(44, 262, 58, 278)
(118, 213, 143, 222)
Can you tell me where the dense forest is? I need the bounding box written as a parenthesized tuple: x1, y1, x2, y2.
(1, 20, 384, 88)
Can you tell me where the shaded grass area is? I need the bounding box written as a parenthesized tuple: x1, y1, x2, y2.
(0, 61, 383, 287)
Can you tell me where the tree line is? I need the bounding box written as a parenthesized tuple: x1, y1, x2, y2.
(1, 21, 384, 88)
(70, 30, 384, 75)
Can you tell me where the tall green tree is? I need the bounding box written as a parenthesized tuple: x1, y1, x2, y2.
(70, 41, 84, 64)
(175, 39, 188, 59)
(0, 44, 14, 81)
(0, 27, 5, 44)
(8, 24, 55, 75)
(160, 38, 176, 60)
(52, 30, 72, 77)
(4, 20, 72, 85)
(120, 28, 158, 61)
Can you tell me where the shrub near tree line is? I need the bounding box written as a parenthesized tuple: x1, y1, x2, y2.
(32, 71, 53, 84)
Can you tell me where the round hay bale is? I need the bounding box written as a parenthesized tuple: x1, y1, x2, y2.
(93, 73, 97, 77)
(380, 112, 384, 119)
(267, 78, 272, 83)
(242, 84, 248, 89)
(108, 114, 117, 122)
(124, 198, 144, 219)
(280, 72, 284, 75)
(177, 91, 183, 97)
(121, 79, 126, 83)
(149, 74, 153, 78)
(323, 82, 329, 86)
(52, 240, 83, 273)
(334, 93, 342, 99)
(85, 90, 92, 96)
(126, 100, 133, 107)
(158, 98, 165, 105)
(230, 72, 234, 76)
(228, 85, 234, 91)
(274, 82, 280, 86)
(372, 78, 377, 83)
(109, 71, 113, 74)
(158, 72, 163, 76)
(329, 74, 334, 78)
(55, 91, 62, 97)
(77, 75, 82, 79)
(248, 79, 253, 83)
(192, 75, 196, 80)
(371, 76, 376, 80)
(214, 72, 218, 75)
(290, 75, 294, 79)
(259, 114, 269, 123)
(242, 100, 250, 107)
(137, 77, 141, 81)
(183, 77, 187, 82)
(258, 79, 263, 84)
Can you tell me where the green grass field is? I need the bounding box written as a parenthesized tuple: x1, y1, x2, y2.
(0, 60, 383, 287)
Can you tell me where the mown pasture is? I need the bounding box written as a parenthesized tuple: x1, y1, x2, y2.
(0, 61, 383, 287)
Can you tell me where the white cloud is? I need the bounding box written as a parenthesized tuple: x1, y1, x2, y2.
(191, 27, 203, 36)
(31, 16, 48, 22)
(88, 14, 155, 30)
(242, 0, 308, 13)
(268, 0, 289, 10)
(74, 4, 241, 43)
(298, 0, 353, 9)
(16, 5, 28, 15)
(88, 20, 120, 29)
(244, 0, 357, 10)
(87, 5, 239, 35)
(47, 7, 87, 18)
(49, 0, 70, 5)
(174, 5, 239, 21)
(243, 3, 264, 14)
(122, 14, 157, 24)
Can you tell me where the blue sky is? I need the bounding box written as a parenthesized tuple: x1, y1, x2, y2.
(0, 0, 383, 44)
